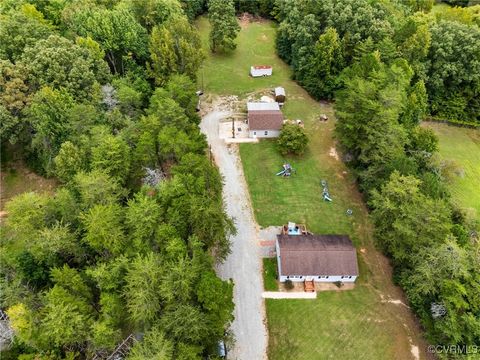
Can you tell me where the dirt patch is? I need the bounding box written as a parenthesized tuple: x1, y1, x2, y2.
(329, 146, 340, 160)
(200, 95, 241, 116)
(410, 344, 420, 360)
(239, 13, 254, 28)
(1, 160, 58, 210)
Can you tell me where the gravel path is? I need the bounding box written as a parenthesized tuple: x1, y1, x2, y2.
(200, 109, 268, 360)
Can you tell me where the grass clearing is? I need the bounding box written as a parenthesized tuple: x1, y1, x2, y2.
(423, 122, 480, 219)
(197, 16, 431, 360)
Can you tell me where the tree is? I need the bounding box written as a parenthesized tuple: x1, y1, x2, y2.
(40, 285, 94, 348)
(81, 203, 126, 257)
(395, 16, 431, 78)
(165, 74, 200, 120)
(24, 87, 75, 174)
(111, 78, 143, 118)
(91, 134, 131, 183)
(73, 170, 125, 209)
(427, 21, 480, 122)
(21, 35, 107, 100)
(180, 0, 205, 20)
(299, 28, 345, 100)
(0, 4, 53, 61)
(70, 7, 148, 74)
(0, 60, 30, 117)
(208, 0, 240, 52)
(3, 192, 49, 242)
(54, 141, 85, 183)
(370, 171, 452, 268)
(196, 271, 234, 336)
(147, 18, 204, 85)
(159, 304, 210, 343)
(335, 54, 411, 190)
(124, 253, 163, 324)
(0, 105, 21, 145)
(277, 124, 309, 156)
(126, 193, 163, 252)
(123, 0, 183, 31)
(399, 80, 428, 128)
(127, 327, 174, 360)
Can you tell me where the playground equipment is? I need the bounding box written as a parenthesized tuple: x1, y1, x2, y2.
(321, 179, 332, 202)
(276, 163, 295, 177)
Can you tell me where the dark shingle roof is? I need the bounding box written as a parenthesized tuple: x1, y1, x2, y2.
(248, 110, 283, 130)
(277, 234, 359, 276)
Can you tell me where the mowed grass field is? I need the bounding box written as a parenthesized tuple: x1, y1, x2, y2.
(424, 122, 480, 218)
(197, 17, 431, 360)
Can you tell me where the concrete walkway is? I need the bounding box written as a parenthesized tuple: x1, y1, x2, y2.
(200, 107, 268, 360)
(262, 291, 317, 299)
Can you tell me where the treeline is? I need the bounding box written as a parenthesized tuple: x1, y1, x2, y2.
(275, 0, 480, 124)
(273, 0, 480, 351)
(0, 1, 235, 359)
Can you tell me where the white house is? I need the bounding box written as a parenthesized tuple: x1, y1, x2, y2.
(247, 102, 283, 138)
(276, 234, 359, 283)
(250, 65, 272, 77)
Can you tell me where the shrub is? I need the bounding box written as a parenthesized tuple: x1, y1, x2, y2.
(277, 123, 309, 156)
(284, 279, 294, 290)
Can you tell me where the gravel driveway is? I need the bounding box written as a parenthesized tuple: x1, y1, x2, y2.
(200, 109, 268, 360)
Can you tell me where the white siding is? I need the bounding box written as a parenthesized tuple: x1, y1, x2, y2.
(250, 67, 272, 77)
(279, 275, 357, 283)
(249, 130, 280, 138)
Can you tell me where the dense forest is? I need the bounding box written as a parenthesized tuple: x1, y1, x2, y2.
(274, 0, 480, 352)
(1, 0, 479, 358)
(0, 0, 236, 359)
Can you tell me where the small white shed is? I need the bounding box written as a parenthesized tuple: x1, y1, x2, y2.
(250, 65, 272, 77)
(274, 87, 286, 104)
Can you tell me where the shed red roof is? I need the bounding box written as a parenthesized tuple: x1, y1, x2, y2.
(253, 65, 272, 69)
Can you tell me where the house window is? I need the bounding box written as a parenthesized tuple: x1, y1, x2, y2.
(264, 131, 268, 135)
(299, 276, 303, 279)
(326, 276, 329, 279)
(348, 276, 352, 279)
(253, 131, 256, 135)
(286, 276, 289, 279)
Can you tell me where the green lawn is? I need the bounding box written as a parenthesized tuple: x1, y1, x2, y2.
(263, 258, 278, 291)
(197, 17, 428, 360)
(424, 122, 480, 218)
(267, 289, 398, 360)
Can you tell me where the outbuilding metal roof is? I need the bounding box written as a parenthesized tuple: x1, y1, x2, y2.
(247, 102, 280, 111)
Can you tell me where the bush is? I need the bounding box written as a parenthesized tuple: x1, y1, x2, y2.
(334, 281, 344, 288)
(284, 279, 294, 290)
(277, 123, 309, 156)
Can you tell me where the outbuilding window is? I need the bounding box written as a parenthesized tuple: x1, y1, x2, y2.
(264, 131, 268, 135)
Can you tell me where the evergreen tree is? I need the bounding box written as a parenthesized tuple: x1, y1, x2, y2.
(208, 0, 240, 52)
